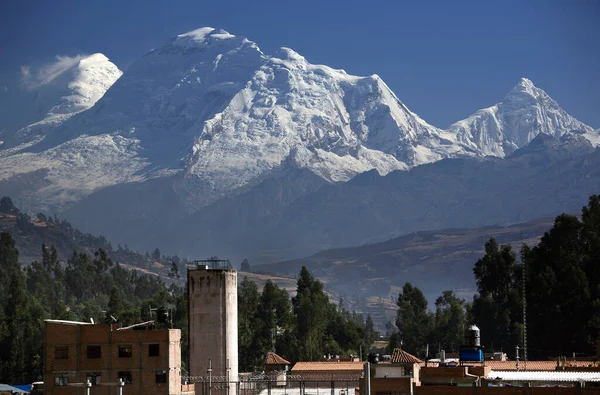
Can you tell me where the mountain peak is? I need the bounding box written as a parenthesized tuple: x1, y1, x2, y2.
(274, 47, 305, 62)
(506, 77, 541, 99)
(448, 78, 596, 157)
(177, 27, 236, 42)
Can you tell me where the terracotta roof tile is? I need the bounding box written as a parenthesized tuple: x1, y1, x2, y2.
(391, 348, 423, 364)
(266, 352, 291, 365)
(291, 362, 364, 372)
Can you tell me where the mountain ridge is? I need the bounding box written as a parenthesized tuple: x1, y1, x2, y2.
(0, 27, 598, 260)
(1, 27, 597, 214)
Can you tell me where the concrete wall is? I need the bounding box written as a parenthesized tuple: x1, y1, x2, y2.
(188, 268, 238, 382)
(413, 386, 600, 395)
(374, 365, 406, 378)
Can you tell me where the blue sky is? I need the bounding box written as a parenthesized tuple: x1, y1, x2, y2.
(0, 0, 598, 128)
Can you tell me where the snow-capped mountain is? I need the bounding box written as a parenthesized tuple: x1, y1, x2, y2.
(0, 27, 598, 214)
(0, 27, 476, 209)
(1, 54, 122, 148)
(186, 44, 472, 193)
(448, 78, 597, 156)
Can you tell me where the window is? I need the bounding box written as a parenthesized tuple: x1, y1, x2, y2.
(55, 346, 69, 360)
(87, 373, 101, 385)
(155, 371, 167, 384)
(149, 343, 160, 357)
(118, 344, 132, 358)
(55, 376, 68, 386)
(87, 345, 101, 359)
(118, 371, 132, 384)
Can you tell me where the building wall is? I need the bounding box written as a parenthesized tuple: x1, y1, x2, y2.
(374, 366, 406, 378)
(413, 386, 598, 395)
(188, 268, 238, 382)
(44, 321, 181, 395)
(361, 377, 413, 395)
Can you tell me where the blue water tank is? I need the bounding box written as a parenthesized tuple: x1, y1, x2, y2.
(459, 349, 483, 362)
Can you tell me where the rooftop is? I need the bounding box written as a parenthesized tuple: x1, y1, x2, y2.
(488, 370, 600, 383)
(291, 361, 364, 372)
(44, 319, 91, 326)
(391, 348, 422, 364)
(266, 352, 291, 365)
(468, 360, 592, 371)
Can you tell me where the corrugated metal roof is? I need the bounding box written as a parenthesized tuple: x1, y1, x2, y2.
(291, 362, 364, 372)
(0, 384, 28, 393)
(483, 360, 591, 371)
(391, 348, 422, 364)
(489, 370, 600, 382)
(44, 319, 91, 325)
(425, 360, 595, 371)
(117, 320, 155, 330)
(266, 352, 291, 365)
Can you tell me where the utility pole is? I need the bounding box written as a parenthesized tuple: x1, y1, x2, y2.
(208, 358, 212, 395)
(521, 235, 528, 370)
(523, 258, 527, 370)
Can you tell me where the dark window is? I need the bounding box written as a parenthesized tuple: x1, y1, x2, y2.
(87, 373, 101, 385)
(155, 371, 167, 384)
(55, 376, 68, 386)
(55, 346, 69, 360)
(149, 343, 160, 357)
(87, 345, 101, 359)
(118, 344, 132, 358)
(118, 371, 132, 384)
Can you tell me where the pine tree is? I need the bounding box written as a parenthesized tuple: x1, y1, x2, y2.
(395, 282, 433, 356)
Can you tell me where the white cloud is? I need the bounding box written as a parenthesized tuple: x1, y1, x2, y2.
(21, 54, 89, 90)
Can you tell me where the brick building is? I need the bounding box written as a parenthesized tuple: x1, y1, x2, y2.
(44, 319, 182, 395)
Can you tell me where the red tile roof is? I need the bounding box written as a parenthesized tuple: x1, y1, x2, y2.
(391, 348, 423, 364)
(266, 352, 291, 365)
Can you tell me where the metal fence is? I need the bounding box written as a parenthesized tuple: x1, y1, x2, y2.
(185, 374, 361, 395)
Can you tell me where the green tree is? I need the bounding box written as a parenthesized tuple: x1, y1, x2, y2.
(293, 267, 330, 360)
(433, 291, 466, 353)
(240, 258, 251, 272)
(523, 213, 591, 356)
(472, 238, 522, 352)
(238, 277, 261, 371)
(364, 315, 376, 351)
(395, 282, 433, 356)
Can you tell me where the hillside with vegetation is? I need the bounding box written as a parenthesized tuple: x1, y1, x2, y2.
(391, 195, 600, 360)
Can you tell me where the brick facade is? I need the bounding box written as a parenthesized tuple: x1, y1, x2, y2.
(44, 320, 182, 395)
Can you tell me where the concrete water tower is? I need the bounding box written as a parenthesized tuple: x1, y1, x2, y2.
(188, 260, 238, 384)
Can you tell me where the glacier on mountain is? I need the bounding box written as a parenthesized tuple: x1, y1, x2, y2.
(0, 28, 598, 212)
(448, 78, 596, 157)
(1, 54, 122, 149)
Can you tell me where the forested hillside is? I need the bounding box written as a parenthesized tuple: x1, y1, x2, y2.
(0, 230, 186, 384)
(393, 195, 600, 360)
